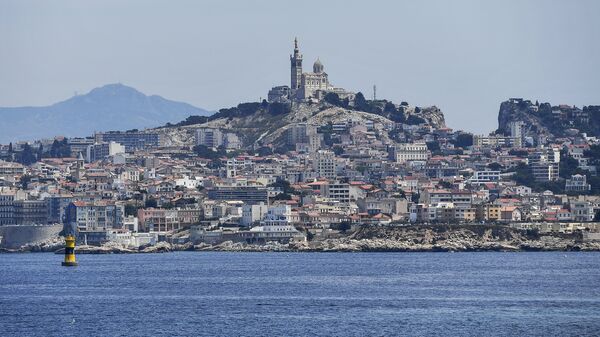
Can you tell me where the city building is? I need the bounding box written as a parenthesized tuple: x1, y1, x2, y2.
(86, 142, 126, 162)
(565, 174, 591, 192)
(390, 142, 430, 164)
(95, 131, 160, 152)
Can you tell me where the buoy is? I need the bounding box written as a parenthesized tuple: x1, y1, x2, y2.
(62, 234, 78, 266)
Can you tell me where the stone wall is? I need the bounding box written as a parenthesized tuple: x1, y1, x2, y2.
(0, 224, 63, 249)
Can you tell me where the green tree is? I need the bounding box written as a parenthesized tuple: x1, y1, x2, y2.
(19, 175, 31, 189)
(124, 204, 139, 217)
(17, 144, 37, 165)
(256, 146, 273, 157)
(454, 133, 473, 148)
(339, 221, 352, 232)
(332, 146, 344, 156)
(324, 92, 342, 106)
(193, 145, 220, 160)
(406, 115, 426, 125)
(488, 162, 503, 171)
(36, 144, 44, 161)
(145, 198, 158, 208)
(426, 141, 441, 154)
(354, 92, 369, 111)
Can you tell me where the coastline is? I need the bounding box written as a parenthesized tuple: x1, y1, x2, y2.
(3, 224, 600, 254)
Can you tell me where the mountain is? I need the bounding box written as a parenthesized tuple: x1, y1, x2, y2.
(497, 98, 600, 140)
(0, 83, 211, 143)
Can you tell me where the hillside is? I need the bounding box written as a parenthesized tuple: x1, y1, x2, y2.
(0, 84, 211, 143)
(497, 98, 600, 139)
(157, 95, 447, 149)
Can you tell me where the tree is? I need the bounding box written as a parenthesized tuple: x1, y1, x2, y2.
(145, 198, 158, 208)
(269, 179, 296, 196)
(17, 144, 37, 165)
(124, 204, 139, 217)
(384, 102, 397, 113)
(36, 144, 44, 161)
(339, 221, 352, 232)
(49, 138, 71, 158)
(193, 145, 220, 160)
(354, 92, 369, 112)
(20, 175, 31, 189)
(273, 193, 292, 201)
(438, 181, 453, 189)
(324, 92, 342, 106)
(406, 115, 426, 125)
(426, 141, 441, 154)
(488, 162, 503, 171)
(454, 133, 473, 148)
(256, 146, 273, 157)
(332, 146, 344, 156)
(559, 151, 582, 179)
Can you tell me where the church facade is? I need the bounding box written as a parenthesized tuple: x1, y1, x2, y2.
(268, 38, 351, 103)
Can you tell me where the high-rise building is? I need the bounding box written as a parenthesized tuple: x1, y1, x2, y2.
(314, 150, 336, 179)
(529, 147, 560, 182)
(86, 142, 126, 162)
(95, 131, 160, 152)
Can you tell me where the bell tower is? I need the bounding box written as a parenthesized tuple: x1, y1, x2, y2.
(290, 37, 303, 91)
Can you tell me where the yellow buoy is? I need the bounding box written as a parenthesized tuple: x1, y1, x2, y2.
(62, 234, 78, 267)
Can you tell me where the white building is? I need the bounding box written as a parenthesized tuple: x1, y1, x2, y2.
(241, 202, 269, 226)
(391, 142, 430, 164)
(313, 150, 336, 179)
(565, 174, 591, 192)
(86, 142, 125, 162)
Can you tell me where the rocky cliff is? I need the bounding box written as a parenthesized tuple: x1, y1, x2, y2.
(12, 225, 595, 254)
(497, 98, 600, 139)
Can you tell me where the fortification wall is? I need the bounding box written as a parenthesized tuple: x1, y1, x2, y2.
(0, 224, 63, 249)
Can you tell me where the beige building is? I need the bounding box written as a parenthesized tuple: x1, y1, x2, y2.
(391, 142, 430, 164)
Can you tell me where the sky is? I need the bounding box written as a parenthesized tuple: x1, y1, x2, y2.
(1, 0, 599, 133)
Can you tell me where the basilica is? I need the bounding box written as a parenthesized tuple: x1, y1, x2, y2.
(268, 38, 352, 103)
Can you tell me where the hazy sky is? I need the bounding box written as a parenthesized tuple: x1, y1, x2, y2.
(1, 0, 599, 133)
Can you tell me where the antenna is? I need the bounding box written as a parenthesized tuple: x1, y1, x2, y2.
(373, 85, 377, 101)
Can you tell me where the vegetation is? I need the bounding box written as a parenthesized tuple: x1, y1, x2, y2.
(124, 204, 139, 217)
(144, 198, 158, 208)
(15, 143, 38, 165)
(48, 138, 71, 158)
(453, 133, 473, 148)
(511, 163, 563, 193)
(193, 145, 223, 160)
(406, 115, 426, 125)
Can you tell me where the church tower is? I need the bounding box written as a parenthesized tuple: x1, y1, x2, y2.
(290, 37, 303, 91)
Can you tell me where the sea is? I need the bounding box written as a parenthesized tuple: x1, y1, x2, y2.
(1, 252, 599, 337)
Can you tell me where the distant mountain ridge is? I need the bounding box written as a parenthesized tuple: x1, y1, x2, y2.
(0, 83, 211, 143)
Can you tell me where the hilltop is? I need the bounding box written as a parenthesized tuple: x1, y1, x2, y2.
(0, 83, 211, 143)
(157, 93, 447, 149)
(497, 98, 600, 139)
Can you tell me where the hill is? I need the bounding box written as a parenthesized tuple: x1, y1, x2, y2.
(157, 93, 446, 149)
(0, 83, 211, 143)
(497, 98, 600, 139)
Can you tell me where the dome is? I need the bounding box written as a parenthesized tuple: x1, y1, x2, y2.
(313, 58, 324, 73)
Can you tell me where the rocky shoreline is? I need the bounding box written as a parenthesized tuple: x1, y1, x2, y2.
(2, 225, 599, 254)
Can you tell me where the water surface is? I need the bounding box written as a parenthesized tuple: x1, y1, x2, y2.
(1, 252, 599, 336)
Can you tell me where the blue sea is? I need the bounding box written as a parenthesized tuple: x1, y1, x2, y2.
(1, 252, 599, 336)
